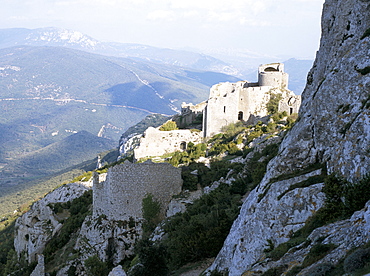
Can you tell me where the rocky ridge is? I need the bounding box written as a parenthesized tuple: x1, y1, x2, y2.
(207, 0, 370, 274)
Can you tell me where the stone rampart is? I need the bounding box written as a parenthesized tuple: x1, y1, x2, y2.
(133, 127, 203, 160)
(93, 161, 182, 221)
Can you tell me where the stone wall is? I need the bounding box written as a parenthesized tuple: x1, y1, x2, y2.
(93, 161, 182, 221)
(177, 101, 207, 128)
(133, 127, 203, 160)
(203, 63, 301, 137)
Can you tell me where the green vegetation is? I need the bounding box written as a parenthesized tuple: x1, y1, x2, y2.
(142, 194, 161, 235)
(265, 173, 370, 270)
(266, 93, 283, 114)
(44, 190, 92, 264)
(356, 66, 370, 75)
(85, 255, 110, 276)
(129, 239, 169, 276)
(159, 121, 179, 131)
(168, 142, 207, 166)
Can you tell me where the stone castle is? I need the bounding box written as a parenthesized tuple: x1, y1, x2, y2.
(93, 160, 182, 221)
(202, 63, 301, 137)
(124, 63, 301, 161)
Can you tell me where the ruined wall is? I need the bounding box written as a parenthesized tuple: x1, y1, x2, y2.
(203, 63, 301, 137)
(133, 127, 203, 160)
(204, 81, 273, 137)
(93, 161, 182, 221)
(176, 101, 207, 128)
(278, 94, 302, 115)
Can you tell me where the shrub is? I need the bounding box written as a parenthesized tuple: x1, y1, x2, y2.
(159, 121, 178, 131)
(84, 255, 109, 276)
(343, 248, 370, 273)
(130, 239, 169, 276)
(304, 263, 334, 276)
(142, 194, 161, 235)
(302, 243, 336, 267)
(267, 93, 283, 114)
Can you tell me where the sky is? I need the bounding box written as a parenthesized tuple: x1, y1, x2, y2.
(0, 0, 325, 59)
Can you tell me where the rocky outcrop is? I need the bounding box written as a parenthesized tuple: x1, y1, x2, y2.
(108, 265, 127, 276)
(248, 201, 370, 275)
(268, 0, 370, 180)
(30, 254, 45, 276)
(14, 182, 91, 262)
(75, 215, 143, 265)
(208, 0, 370, 274)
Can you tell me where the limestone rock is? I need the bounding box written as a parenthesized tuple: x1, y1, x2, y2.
(14, 182, 91, 262)
(208, 0, 370, 274)
(75, 214, 143, 265)
(207, 170, 325, 275)
(248, 200, 370, 275)
(30, 254, 45, 276)
(108, 265, 127, 276)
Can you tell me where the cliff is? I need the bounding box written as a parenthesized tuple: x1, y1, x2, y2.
(207, 0, 370, 274)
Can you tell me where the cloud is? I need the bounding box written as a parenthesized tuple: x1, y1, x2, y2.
(147, 10, 176, 21)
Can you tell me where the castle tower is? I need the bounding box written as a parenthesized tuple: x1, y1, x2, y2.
(258, 63, 289, 89)
(203, 63, 298, 137)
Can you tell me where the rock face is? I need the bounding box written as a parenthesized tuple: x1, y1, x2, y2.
(75, 215, 142, 265)
(269, 0, 370, 180)
(208, 0, 370, 274)
(14, 183, 91, 262)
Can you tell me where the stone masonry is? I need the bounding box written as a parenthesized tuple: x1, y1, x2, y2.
(93, 160, 182, 221)
(203, 63, 301, 137)
(133, 127, 203, 161)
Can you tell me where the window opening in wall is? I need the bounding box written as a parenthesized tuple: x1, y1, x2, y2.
(180, 141, 187, 151)
(224, 106, 226, 113)
(290, 107, 293, 115)
(238, 111, 243, 121)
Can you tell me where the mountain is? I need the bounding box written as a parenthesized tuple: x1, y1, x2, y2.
(0, 27, 240, 76)
(0, 45, 240, 161)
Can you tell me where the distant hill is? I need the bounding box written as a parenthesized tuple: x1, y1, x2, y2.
(0, 45, 240, 162)
(0, 27, 240, 76)
(3, 131, 115, 176)
(0, 44, 240, 216)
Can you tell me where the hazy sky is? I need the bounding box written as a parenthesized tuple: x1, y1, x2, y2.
(1, 0, 325, 58)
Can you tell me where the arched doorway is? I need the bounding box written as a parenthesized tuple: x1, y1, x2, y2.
(238, 111, 244, 121)
(180, 141, 187, 151)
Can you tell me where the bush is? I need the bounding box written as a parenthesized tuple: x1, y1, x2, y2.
(266, 93, 283, 115)
(130, 239, 169, 276)
(343, 248, 370, 273)
(304, 263, 334, 276)
(85, 255, 109, 276)
(159, 121, 178, 131)
(163, 183, 242, 269)
(142, 194, 161, 235)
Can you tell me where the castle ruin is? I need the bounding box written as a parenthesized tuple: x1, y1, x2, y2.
(93, 160, 182, 221)
(184, 63, 301, 137)
(127, 63, 301, 161)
